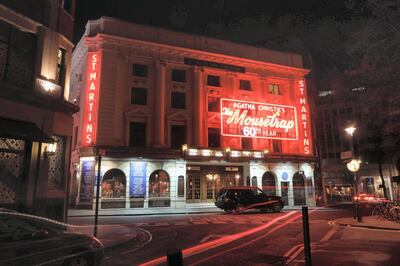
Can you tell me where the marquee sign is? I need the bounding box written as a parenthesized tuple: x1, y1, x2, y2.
(295, 79, 312, 155)
(220, 98, 298, 140)
(81, 51, 101, 146)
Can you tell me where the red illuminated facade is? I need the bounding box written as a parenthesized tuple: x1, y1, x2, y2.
(81, 51, 101, 146)
(70, 17, 317, 213)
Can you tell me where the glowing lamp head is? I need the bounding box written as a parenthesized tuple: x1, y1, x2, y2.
(182, 144, 188, 152)
(225, 147, 231, 153)
(345, 126, 356, 136)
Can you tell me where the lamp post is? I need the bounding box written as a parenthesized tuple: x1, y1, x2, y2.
(345, 126, 362, 222)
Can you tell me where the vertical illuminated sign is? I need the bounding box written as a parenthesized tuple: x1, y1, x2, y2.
(81, 51, 101, 146)
(296, 79, 313, 155)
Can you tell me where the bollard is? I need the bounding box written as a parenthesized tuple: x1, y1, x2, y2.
(357, 203, 363, 222)
(302, 206, 312, 266)
(167, 248, 183, 266)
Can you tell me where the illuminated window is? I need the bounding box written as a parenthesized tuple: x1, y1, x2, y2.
(272, 140, 282, 153)
(56, 48, 66, 86)
(129, 122, 146, 147)
(171, 125, 186, 149)
(239, 80, 251, 91)
(242, 138, 252, 149)
(101, 169, 126, 199)
(268, 84, 280, 95)
(171, 92, 186, 109)
(132, 64, 148, 77)
(131, 87, 147, 105)
(207, 75, 220, 87)
(149, 170, 170, 198)
(208, 97, 220, 112)
(171, 69, 186, 82)
(208, 128, 220, 148)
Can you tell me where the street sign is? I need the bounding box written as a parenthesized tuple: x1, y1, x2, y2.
(341, 151, 353, 161)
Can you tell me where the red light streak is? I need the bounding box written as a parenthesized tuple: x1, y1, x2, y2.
(139, 211, 297, 266)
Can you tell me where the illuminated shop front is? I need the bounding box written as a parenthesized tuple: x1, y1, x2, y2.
(69, 17, 317, 212)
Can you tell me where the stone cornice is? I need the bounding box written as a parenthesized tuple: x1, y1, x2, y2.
(84, 33, 310, 77)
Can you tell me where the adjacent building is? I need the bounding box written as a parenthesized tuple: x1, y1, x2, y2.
(316, 87, 400, 202)
(70, 17, 317, 213)
(0, 0, 78, 221)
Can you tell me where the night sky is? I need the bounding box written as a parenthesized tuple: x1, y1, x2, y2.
(74, 0, 357, 44)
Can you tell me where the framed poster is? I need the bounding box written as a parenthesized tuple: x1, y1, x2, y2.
(130, 161, 147, 197)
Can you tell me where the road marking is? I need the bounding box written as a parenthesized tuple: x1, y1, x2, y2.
(320, 226, 338, 242)
(139, 211, 297, 266)
(199, 234, 228, 243)
(120, 228, 152, 255)
(284, 243, 303, 258)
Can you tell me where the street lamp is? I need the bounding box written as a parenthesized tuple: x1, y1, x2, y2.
(345, 126, 362, 222)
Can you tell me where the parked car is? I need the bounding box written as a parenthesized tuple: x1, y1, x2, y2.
(215, 186, 284, 213)
(0, 211, 104, 266)
(352, 193, 387, 204)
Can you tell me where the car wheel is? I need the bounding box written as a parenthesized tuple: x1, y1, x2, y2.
(235, 203, 244, 212)
(272, 203, 283, 213)
(63, 254, 92, 266)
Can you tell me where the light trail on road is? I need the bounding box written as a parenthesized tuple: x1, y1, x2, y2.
(139, 210, 297, 266)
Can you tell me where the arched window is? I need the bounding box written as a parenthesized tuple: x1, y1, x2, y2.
(101, 169, 126, 199)
(262, 171, 276, 195)
(293, 172, 306, 205)
(251, 176, 258, 187)
(246, 176, 251, 186)
(177, 175, 184, 197)
(149, 170, 170, 198)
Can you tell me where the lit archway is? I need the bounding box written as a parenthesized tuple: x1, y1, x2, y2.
(293, 172, 306, 205)
(262, 171, 276, 195)
(149, 169, 170, 207)
(101, 168, 126, 199)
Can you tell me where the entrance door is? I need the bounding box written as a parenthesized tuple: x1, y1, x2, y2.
(281, 181, 289, 206)
(186, 174, 201, 202)
(204, 174, 221, 202)
(293, 172, 306, 205)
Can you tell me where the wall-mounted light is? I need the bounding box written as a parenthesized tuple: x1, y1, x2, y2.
(225, 147, 231, 153)
(263, 149, 269, 154)
(182, 144, 188, 152)
(44, 141, 57, 156)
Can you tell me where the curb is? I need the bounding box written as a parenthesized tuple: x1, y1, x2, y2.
(68, 210, 223, 218)
(336, 221, 400, 231)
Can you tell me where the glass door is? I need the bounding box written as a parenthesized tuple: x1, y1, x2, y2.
(186, 174, 201, 202)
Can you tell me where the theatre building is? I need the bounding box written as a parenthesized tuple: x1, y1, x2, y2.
(70, 17, 317, 212)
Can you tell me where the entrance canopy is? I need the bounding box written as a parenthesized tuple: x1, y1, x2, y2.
(0, 117, 53, 143)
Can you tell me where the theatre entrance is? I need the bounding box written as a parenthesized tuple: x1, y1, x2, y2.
(186, 165, 243, 203)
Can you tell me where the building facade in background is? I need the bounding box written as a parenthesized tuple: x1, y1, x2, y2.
(316, 87, 400, 203)
(70, 17, 317, 213)
(0, 0, 78, 221)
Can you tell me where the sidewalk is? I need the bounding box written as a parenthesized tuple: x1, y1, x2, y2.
(68, 205, 319, 217)
(336, 215, 400, 231)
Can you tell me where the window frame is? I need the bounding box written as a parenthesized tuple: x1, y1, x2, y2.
(239, 79, 252, 91)
(207, 75, 220, 87)
(129, 122, 146, 147)
(131, 87, 147, 105)
(132, 63, 148, 77)
(171, 91, 186, 109)
(171, 69, 186, 83)
(208, 128, 221, 148)
(268, 84, 280, 95)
